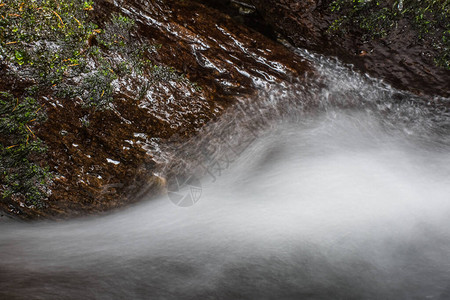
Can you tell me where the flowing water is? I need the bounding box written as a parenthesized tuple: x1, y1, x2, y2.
(1, 50, 449, 299)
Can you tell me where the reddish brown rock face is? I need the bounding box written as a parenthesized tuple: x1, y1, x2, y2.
(250, 0, 450, 98)
(0, 0, 312, 219)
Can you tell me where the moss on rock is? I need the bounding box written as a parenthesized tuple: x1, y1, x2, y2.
(0, 91, 50, 208)
(327, 0, 450, 69)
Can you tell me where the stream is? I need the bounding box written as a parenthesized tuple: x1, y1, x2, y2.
(1, 49, 450, 299)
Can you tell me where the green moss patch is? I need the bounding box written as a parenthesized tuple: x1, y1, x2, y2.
(0, 92, 50, 208)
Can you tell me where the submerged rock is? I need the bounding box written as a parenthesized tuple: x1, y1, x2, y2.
(0, 0, 311, 219)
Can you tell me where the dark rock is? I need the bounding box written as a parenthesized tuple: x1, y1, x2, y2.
(250, 0, 450, 98)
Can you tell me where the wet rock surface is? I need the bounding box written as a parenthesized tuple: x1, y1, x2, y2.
(250, 0, 450, 98)
(0, 0, 311, 219)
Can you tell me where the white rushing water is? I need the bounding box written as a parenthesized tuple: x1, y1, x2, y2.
(1, 51, 449, 299)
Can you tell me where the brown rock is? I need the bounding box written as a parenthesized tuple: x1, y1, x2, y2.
(0, 0, 312, 219)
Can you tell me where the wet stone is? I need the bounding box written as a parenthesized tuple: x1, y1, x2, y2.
(0, 0, 312, 219)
